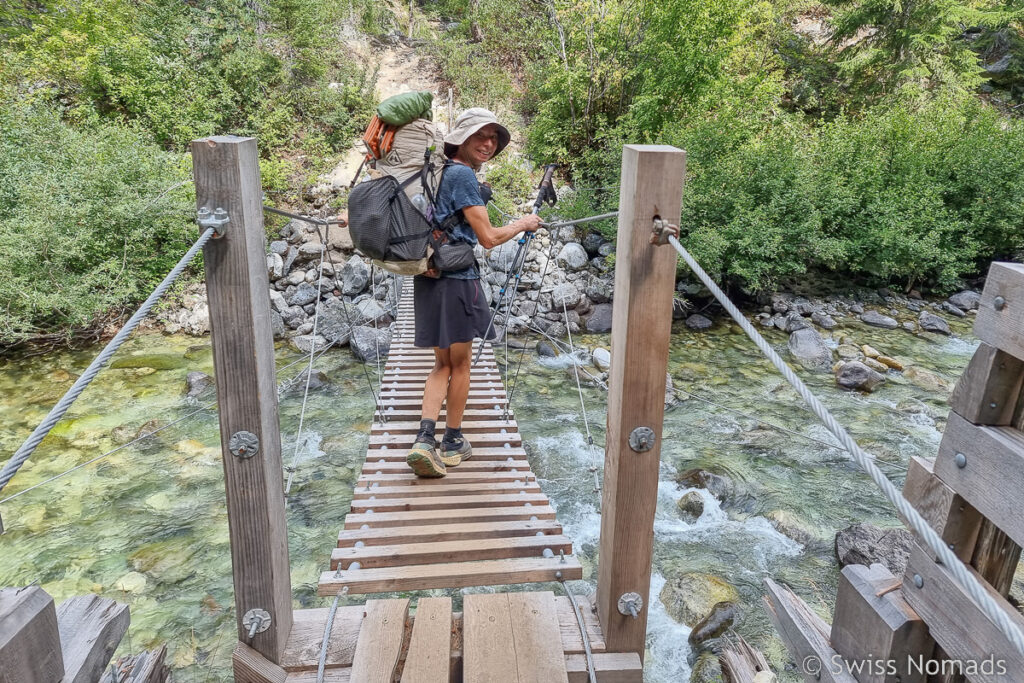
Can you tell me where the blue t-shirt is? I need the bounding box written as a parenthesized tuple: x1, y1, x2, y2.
(434, 162, 483, 279)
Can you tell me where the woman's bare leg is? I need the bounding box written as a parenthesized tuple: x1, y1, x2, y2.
(420, 347, 452, 422)
(444, 341, 473, 429)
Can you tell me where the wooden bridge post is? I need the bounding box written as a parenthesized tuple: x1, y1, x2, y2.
(191, 136, 293, 664)
(596, 144, 685, 660)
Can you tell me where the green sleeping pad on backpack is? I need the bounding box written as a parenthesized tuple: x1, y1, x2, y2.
(377, 91, 434, 126)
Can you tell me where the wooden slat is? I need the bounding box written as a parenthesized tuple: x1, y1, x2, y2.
(338, 520, 563, 547)
(400, 598, 452, 683)
(344, 505, 556, 529)
(356, 471, 536, 487)
(285, 670, 350, 682)
(331, 535, 574, 570)
(56, 594, 130, 683)
(934, 412, 1024, 549)
(352, 481, 542, 499)
(281, 607, 365, 671)
(902, 542, 1024, 682)
(318, 557, 583, 595)
(362, 447, 528, 461)
(234, 642, 287, 683)
(555, 596, 606, 654)
(0, 586, 64, 683)
(349, 599, 409, 683)
(370, 420, 517, 433)
(974, 262, 1024, 361)
(950, 342, 1024, 425)
(369, 433, 521, 447)
(463, 594, 517, 683)
(763, 578, 857, 683)
(900, 456, 981, 561)
(508, 592, 570, 683)
(564, 653, 643, 682)
(360, 460, 531, 475)
(350, 493, 549, 513)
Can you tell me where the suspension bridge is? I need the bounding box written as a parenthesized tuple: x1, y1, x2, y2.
(1, 136, 1023, 682)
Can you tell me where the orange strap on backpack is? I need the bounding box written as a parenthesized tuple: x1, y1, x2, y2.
(362, 115, 398, 162)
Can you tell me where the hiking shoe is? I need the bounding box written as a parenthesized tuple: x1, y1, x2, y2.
(440, 437, 473, 467)
(406, 439, 446, 478)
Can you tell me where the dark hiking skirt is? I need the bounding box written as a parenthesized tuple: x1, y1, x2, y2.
(413, 276, 497, 349)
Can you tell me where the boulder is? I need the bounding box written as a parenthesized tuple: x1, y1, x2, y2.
(269, 289, 288, 314)
(551, 282, 581, 309)
(585, 279, 613, 304)
(270, 311, 286, 339)
(918, 311, 951, 335)
(340, 255, 370, 295)
(685, 314, 713, 331)
(269, 240, 289, 255)
(350, 325, 391, 363)
(556, 242, 590, 271)
(836, 344, 860, 360)
(290, 334, 328, 354)
(267, 253, 284, 279)
(585, 304, 613, 332)
(948, 290, 981, 311)
(861, 344, 881, 358)
(876, 355, 903, 371)
(536, 341, 557, 358)
(767, 509, 817, 545)
(659, 573, 740, 627)
(860, 310, 898, 329)
(582, 232, 604, 256)
(597, 242, 614, 257)
(940, 301, 967, 318)
(185, 371, 214, 399)
(835, 522, 914, 576)
(689, 652, 725, 683)
(863, 357, 889, 373)
(287, 282, 319, 307)
(676, 469, 733, 500)
(811, 310, 836, 329)
(688, 601, 739, 650)
(787, 328, 833, 370)
(487, 241, 519, 271)
(355, 297, 392, 326)
(592, 347, 611, 371)
(319, 299, 367, 345)
(904, 366, 952, 393)
(835, 361, 886, 392)
(676, 490, 705, 521)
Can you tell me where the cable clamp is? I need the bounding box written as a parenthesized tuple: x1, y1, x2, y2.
(197, 207, 230, 238)
(651, 217, 679, 246)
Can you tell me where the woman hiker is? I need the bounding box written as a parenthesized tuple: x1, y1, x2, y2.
(405, 108, 541, 478)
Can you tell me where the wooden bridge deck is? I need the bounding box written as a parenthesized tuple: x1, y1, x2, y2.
(317, 288, 583, 597)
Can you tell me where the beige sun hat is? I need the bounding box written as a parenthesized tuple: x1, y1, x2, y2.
(443, 108, 511, 159)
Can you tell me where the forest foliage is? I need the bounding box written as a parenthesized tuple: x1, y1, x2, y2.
(2, 0, 1024, 343)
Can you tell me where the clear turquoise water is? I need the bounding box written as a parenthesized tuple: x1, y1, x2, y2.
(0, 310, 977, 680)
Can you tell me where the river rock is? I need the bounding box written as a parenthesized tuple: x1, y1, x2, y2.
(904, 366, 951, 393)
(860, 310, 898, 329)
(288, 282, 319, 307)
(688, 601, 739, 650)
(676, 469, 733, 500)
(836, 344, 860, 360)
(287, 270, 306, 286)
(876, 355, 903, 371)
(319, 299, 365, 345)
(592, 347, 611, 371)
(783, 312, 810, 332)
(551, 282, 581, 309)
(948, 290, 981, 311)
(685, 314, 713, 331)
(585, 304, 613, 332)
(787, 328, 832, 369)
(556, 242, 589, 271)
(659, 573, 740, 627)
(918, 311, 951, 335)
(677, 490, 705, 522)
(536, 341, 557, 358)
(289, 369, 330, 391)
(582, 232, 604, 256)
(585, 279, 613, 304)
(355, 297, 391, 326)
(269, 289, 288, 314)
(267, 253, 284, 279)
(835, 522, 914, 575)
(861, 344, 880, 358)
(863, 357, 889, 373)
(768, 509, 817, 545)
(811, 310, 836, 329)
(340, 255, 370, 295)
(271, 311, 286, 338)
(487, 241, 519, 271)
(350, 325, 391, 363)
(290, 334, 328, 354)
(598, 242, 614, 257)
(940, 301, 967, 318)
(835, 361, 885, 392)
(269, 240, 288, 255)
(185, 371, 214, 399)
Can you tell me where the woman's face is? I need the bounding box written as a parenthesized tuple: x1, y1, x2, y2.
(457, 123, 500, 167)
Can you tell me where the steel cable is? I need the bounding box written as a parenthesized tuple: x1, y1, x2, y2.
(0, 227, 216, 492)
(667, 233, 1024, 658)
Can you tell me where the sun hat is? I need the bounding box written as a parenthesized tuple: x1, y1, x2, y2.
(443, 108, 511, 159)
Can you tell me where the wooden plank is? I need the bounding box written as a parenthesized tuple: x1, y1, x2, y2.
(349, 492, 549, 513)
(463, 594, 517, 683)
(508, 592, 570, 683)
(555, 596, 606, 654)
(902, 542, 1024, 682)
(234, 642, 288, 683)
(332, 535, 574, 570)
(718, 635, 772, 683)
(349, 599, 409, 683)
(564, 653, 643, 682)
(401, 598, 452, 683)
(361, 447, 528, 462)
(318, 556, 583, 595)
(0, 586, 63, 683)
(344, 505, 556, 529)
(949, 342, 1024, 425)
(352, 481, 542, 499)
(356, 471, 536, 487)
(280, 606, 365, 672)
(762, 578, 857, 683)
(971, 520, 1022, 596)
(285, 670, 350, 682)
(900, 456, 981, 561)
(371, 408, 514, 420)
(370, 421, 516, 434)
(360, 460, 532, 476)
(109, 644, 170, 683)
(934, 412, 1024, 549)
(338, 520, 563, 547)
(974, 262, 1024, 361)
(369, 433, 521, 447)
(596, 145, 686, 661)
(56, 594, 130, 683)
(830, 564, 929, 683)
(194, 135, 292, 660)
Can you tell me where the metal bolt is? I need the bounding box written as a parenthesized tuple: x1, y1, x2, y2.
(990, 402, 998, 409)
(994, 296, 1006, 311)
(242, 608, 271, 639)
(628, 427, 656, 453)
(913, 574, 924, 589)
(197, 206, 230, 238)
(617, 592, 643, 618)
(955, 452, 967, 469)
(229, 431, 260, 459)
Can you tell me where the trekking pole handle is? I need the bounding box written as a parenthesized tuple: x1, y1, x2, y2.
(533, 164, 559, 214)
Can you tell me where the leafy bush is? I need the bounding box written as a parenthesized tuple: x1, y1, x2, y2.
(0, 103, 194, 345)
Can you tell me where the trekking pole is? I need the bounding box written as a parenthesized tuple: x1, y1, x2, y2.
(474, 164, 558, 365)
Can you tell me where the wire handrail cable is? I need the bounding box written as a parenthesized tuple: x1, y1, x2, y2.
(667, 233, 1024, 658)
(0, 227, 217, 492)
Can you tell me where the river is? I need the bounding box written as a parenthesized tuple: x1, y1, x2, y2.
(0, 309, 981, 680)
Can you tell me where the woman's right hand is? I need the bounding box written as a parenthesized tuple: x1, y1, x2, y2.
(517, 214, 542, 233)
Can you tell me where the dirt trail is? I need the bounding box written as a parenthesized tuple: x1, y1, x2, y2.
(323, 38, 450, 188)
